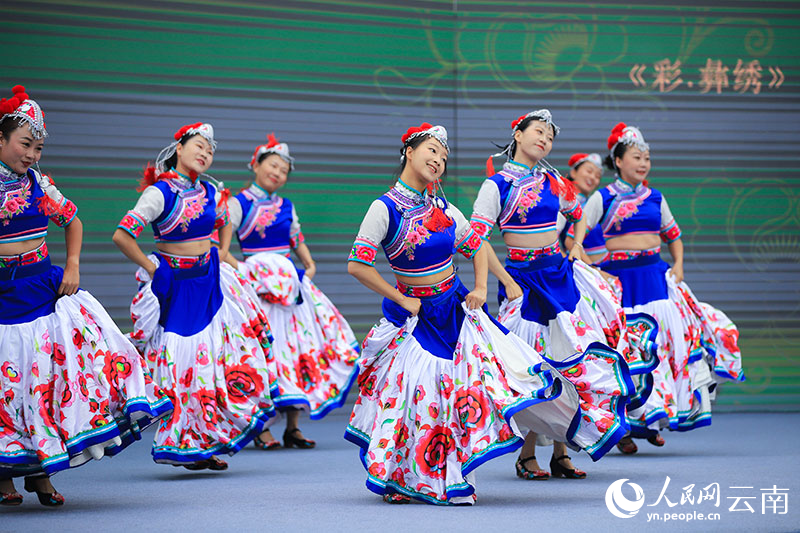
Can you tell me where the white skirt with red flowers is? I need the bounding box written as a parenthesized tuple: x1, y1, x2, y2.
(128, 249, 276, 464)
(1, 258, 172, 478)
(345, 276, 598, 506)
(596, 252, 743, 436)
(236, 252, 359, 418)
(497, 257, 636, 458)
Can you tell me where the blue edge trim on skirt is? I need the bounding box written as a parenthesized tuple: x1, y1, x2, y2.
(0, 258, 175, 476)
(343, 276, 598, 505)
(596, 254, 716, 437)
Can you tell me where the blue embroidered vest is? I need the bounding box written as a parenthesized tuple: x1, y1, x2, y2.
(597, 180, 662, 239)
(151, 178, 217, 242)
(235, 186, 294, 257)
(1, 168, 55, 243)
(378, 184, 456, 277)
(491, 162, 562, 235)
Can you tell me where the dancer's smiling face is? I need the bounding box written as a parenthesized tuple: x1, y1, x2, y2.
(570, 161, 602, 195)
(405, 136, 447, 185)
(513, 120, 554, 167)
(0, 123, 43, 174)
(175, 134, 214, 176)
(254, 153, 290, 193)
(615, 146, 651, 186)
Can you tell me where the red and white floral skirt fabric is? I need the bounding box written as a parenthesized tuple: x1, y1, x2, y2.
(128, 251, 276, 464)
(237, 252, 359, 418)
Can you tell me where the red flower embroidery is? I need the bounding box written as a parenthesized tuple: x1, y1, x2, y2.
(294, 353, 321, 393)
(225, 364, 265, 404)
(454, 386, 491, 431)
(415, 424, 455, 479)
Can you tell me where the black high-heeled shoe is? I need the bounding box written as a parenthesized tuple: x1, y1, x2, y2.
(515, 455, 550, 480)
(283, 428, 315, 449)
(549, 455, 587, 479)
(23, 476, 64, 507)
(0, 489, 22, 506)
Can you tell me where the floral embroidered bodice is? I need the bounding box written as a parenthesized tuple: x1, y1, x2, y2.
(0, 164, 77, 243)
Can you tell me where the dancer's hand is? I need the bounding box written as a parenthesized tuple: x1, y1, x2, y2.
(58, 262, 80, 296)
(503, 278, 524, 301)
(465, 286, 487, 310)
(568, 242, 584, 262)
(671, 263, 684, 284)
(399, 295, 422, 316)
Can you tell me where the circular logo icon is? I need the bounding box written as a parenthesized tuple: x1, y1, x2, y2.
(605, 478, 645, 518)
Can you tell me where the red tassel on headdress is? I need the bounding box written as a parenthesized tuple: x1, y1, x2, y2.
(401, 122, 434, 144)
(217, 186, 231, 209)
(265, 132, 280, 149)
(546, 171, 577, 203)
(174, 122, 203, 141)
(137, 165, 159, 192)
(485, 156, 496, 178)
(607, 122, 627, 150)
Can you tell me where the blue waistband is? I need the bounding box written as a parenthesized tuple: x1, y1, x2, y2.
(599, 252, 662, 270)
(505, 253, 564, 272)
(0, 256, 52, 280)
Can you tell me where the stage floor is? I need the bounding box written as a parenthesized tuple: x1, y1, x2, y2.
(3, 412, 798, 532)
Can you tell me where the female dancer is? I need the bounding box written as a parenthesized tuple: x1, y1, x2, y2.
(584, 122, 744, 443)
(0, 85, 171, 506)
(345, 122, 606, 505)
(561, 151, 661, 453)
(223, 134, 359, 450)
(470, 110, 636, 480)
(562, 153, 607, 263)
(112, 122, 276, 470)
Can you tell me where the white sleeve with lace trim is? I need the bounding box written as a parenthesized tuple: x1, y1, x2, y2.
(227, 196, 244, 231)
(583, 191, 604, 230)
(348, 200, 389, 266)
(470, 179, 501, 240)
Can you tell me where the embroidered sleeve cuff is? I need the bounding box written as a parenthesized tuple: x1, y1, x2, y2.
(214, 207, 229, 229)
(561, 201, 582, 223)
(290, 231, 305, 249)
(469, 214, 494, 241)
(660, 220, 682, 243)
(49, 199, 78, 227)
(455, 228, 483, 259)
(348, 237, 378, 266)
(117, 211, 147, 238)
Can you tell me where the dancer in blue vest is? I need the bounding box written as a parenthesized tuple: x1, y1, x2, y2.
(113, 122, 276, 471)
(584, 122, 744, 448)
(223, 134, 359, 450)
(561, 151, 661, 454)
(0, 85, 171, 507)
(471, 110, 637, 480)
(346, 123, 606, 505)
(561, 153, 608, 263)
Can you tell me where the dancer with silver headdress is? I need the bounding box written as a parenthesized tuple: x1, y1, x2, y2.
(584, 123, 744, 449)
(345, 122, 606, 505)
(471, 110, 639, 480)
(113, 122, 276, 470)
(223, 134, 359, 450)
(1, 85, 171, 507)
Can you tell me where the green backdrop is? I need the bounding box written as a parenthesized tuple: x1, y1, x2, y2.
(3, 0, 799, 410)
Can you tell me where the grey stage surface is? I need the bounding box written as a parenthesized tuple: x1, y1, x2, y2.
(2, 412, 798, 533)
